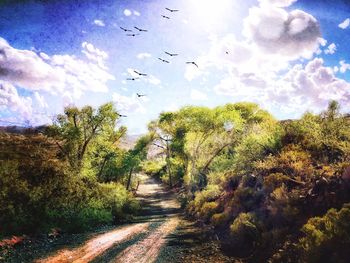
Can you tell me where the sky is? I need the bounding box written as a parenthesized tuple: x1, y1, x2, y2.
(0, 0, 350, 134)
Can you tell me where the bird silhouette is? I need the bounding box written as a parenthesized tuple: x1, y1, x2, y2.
(164, 51, 178, 57)
(127, 77, 139, 81)
(117, 113, 127, 118)
(126, 33, 140, 37)
(134, 70, 148, 76)
(137, 93, 146, 97)
(120, 26, 132, 32)
(158, 57, 170, 63)
(165, 8, 179, 12)
(186, 61, 199, 68)
(226, 51, 229, 54)
(134, 26, 148, 32)
(161, 15, 170, 19)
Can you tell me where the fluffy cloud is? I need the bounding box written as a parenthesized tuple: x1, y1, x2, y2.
(112, 92, 145, 113)
(281, 58, 350, 109)
(338, 18, 350, 29)
(93, 19, 105, 27)
(123, 9, 140, 17)
(82, 42, 108, 69)
(335, 60, 350, 74)
(0, 37, 114, 98)
(190, 89, 208, 101)
(0, 81, 32, 119)
(243, 5, 320, 59)
(34, 91, 48, 108)
(0, 38, 62, 90)
(215, 58, 350, 114)
(123, 9, 132, 16)
(324, 43, 336, 55)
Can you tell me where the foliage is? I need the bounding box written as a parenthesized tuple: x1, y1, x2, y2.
(146, 100, 350, 261)
(0, 103, 141, 236)
(297, 203, 350, 263)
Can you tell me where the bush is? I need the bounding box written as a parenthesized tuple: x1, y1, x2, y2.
(142, 159, 166, 178)
(297, 203, 350, 263)
(228, 212, 261, 257)
(0, 132, 139, 236)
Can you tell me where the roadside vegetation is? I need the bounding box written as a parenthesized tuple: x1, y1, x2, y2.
(1, 100, 349, 262)
(144, 101, 350, 262)
(0, 103, 150, 237)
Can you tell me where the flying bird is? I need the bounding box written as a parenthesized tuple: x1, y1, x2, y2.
(120, 26, 132, 32)
(186, 61, 199, 68)
(164, 51, 178, 57)
(126, 33, 140, 37)
(127, 77, 139, 81)
(134, 26, 148, 32)
(134, 70, 148, 76)
(117, 113, 127, 118)
(137, 93, 146, 97)
(165, 8, 179, 12)
(158, 57, 170, 63)
(161, 15, 170, 19)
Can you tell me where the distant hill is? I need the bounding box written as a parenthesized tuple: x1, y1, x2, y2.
(119, 134, 142, 150)
(0, 125, 47, 134)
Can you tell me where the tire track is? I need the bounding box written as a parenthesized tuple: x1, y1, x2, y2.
(113, 217, 180, 263)
(36, 223, 150, 263)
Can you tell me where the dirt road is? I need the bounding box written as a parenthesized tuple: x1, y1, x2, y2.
(36, 175, 182, 263)
(29, 175, 233, 263)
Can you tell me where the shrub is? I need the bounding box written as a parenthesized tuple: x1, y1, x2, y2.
(297, 203, 350, 263)
(228, 212, 261, 257)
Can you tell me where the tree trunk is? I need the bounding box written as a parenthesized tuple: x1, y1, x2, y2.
(97, 156, 108, 179)
(166, 140, 173, 188)
(126, 167, 134, 190)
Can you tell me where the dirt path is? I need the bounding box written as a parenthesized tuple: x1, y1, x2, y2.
(27, 175, 234, 263)
(36, 175, 182, 263)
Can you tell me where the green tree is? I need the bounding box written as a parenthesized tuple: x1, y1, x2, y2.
(47, 103, 120, 171)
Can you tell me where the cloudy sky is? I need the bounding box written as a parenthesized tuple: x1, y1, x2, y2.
(0, 0, 349, 134)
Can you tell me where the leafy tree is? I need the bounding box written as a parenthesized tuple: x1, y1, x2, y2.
(47, 103, 120, 170)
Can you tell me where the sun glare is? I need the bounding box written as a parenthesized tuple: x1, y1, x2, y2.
(187, 0, 235, 28)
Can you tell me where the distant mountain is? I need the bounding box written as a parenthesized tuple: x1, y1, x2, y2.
(119, 134, 142, 150)
(0, 125, 47, 134)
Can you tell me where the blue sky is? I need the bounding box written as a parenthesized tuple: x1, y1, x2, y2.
(0, 0, 349, 134)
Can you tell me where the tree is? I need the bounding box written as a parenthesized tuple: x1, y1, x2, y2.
(47, 103, 120, 171)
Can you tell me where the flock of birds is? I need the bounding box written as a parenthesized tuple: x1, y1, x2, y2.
(116, 7, 200, 118)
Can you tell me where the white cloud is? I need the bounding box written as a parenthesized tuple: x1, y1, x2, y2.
(112, 92, 145, 113)
(82, 42, 108, 69)
(243, 5, 320, 59)
(123, 9, 132, 16)
(324, 43, 336, 55)
(0, 37, 114, 100)
(136, 52, 152, 60)
(0, 38, 63, 91)
(215, 58, 350, 113)
(339, 18, 350, 29)
(93, 19, 105, 27)
(339, 60, 350, 73)
(34, 91, 48, 108)
(190, 89, 208, 101)
(0, 81, 32, 119)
